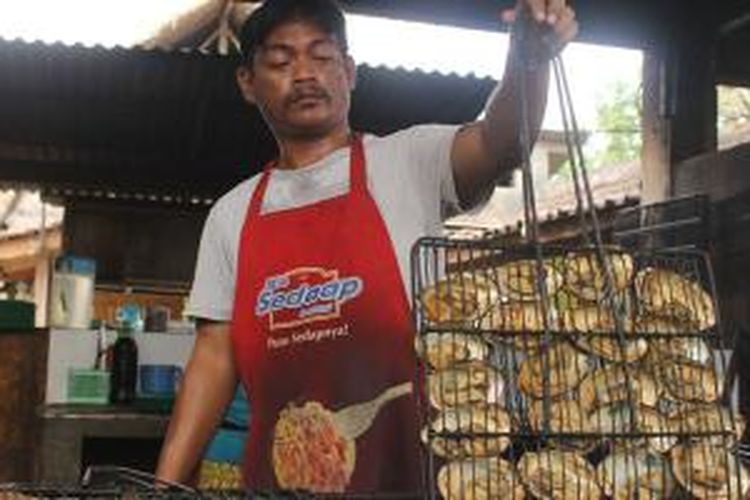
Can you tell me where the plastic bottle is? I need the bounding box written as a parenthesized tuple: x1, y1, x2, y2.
(109, 326, 138, 404)
(94, 321, 109, 370)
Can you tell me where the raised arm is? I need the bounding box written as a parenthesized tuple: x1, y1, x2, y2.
(451, 0, 578, 208)
(155, 320, 238, 485)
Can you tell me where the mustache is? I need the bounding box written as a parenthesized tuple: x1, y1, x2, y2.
(287, 86, 330, 105)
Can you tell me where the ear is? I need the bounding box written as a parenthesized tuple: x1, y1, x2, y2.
(236, 65, 257, 105)
(345, 54, 357, 91)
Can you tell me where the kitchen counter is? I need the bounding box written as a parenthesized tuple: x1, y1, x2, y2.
(32, 328, 192, 484)
(35, 404, 170, 484)
(41, 403, 173, 419)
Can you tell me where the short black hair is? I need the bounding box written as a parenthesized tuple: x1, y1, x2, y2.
(239, 0, 348, 64)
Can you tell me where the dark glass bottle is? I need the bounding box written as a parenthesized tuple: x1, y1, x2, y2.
(109, 326, 138, 404)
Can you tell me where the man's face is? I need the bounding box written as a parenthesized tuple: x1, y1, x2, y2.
(237, 20, 355, 139)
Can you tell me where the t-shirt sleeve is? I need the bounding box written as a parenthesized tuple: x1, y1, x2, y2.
(392, 124, 463, 220)
(185, 202, 236, 322)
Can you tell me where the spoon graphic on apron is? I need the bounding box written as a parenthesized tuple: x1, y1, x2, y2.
(333, 381, 413, 439)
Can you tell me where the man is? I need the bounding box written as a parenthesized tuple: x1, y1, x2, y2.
(156, 0, 577, 494)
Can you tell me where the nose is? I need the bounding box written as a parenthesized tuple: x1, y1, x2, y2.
(291, 55, 317, 83)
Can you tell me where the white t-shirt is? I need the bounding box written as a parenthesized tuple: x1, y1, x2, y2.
(186, 124, 461, 321)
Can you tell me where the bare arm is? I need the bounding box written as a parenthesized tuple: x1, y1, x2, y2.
(155, 319, 238, 485)
(452, 0, 578, 208)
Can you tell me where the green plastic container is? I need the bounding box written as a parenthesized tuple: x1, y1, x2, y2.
(68, 368, 110, 405)
(0, 300, 35, 330)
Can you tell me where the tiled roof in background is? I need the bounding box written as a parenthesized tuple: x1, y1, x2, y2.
(445, 120, 750, 235)
(448, 160, 642, 231)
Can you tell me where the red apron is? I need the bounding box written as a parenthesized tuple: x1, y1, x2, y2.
(231, 135, 423, 495)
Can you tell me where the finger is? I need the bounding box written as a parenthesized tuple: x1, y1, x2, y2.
(524, 0, 548, 23)
(545, 0, 567, 24)
(539, 7, 575, 54)
(554, 7, 578, 42)
(559, 20, 579, 44)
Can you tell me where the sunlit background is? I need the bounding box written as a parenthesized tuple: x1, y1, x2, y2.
(0, 0, 209, 47)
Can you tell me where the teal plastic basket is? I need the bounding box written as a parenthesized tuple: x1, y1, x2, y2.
(67, 368, 110, 405)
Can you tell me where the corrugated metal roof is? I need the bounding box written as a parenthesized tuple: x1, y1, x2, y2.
(0, 38, 495, 197)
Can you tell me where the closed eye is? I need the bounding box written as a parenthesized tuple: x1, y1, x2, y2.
(313, 54, 334, 61)
(310, 40, 339, 62)
(260, 46, 293, 68)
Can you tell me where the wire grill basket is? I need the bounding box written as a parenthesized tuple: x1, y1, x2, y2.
(409, 6, 749, 498)
(0, 466, 249, 499)
(412, 240, 746, 499)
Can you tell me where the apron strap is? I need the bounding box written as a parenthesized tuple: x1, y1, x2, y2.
(349, 133, 367, 195)
(249, 133, 365, 219)
(247, 167, 272, 220)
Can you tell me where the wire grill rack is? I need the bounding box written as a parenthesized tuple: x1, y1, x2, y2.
(410, 6, 747, 498)
(0, 466, 250, 499)
(411, 240, 746, 499)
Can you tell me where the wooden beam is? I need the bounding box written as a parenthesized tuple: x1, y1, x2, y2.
(641, 15, 719, 203)
(670, 36, 718, 166)
(34, 253, 52, 327)
(717, 28, 750, 85)
(641, 50, 672, 204)
(0, 228, 62, 276)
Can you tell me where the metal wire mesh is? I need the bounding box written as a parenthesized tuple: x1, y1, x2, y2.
(411, 239, 747, 499)
(0, 466, 250, 499)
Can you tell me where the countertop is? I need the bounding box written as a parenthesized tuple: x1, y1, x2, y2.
(40, 400, 175, 420)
